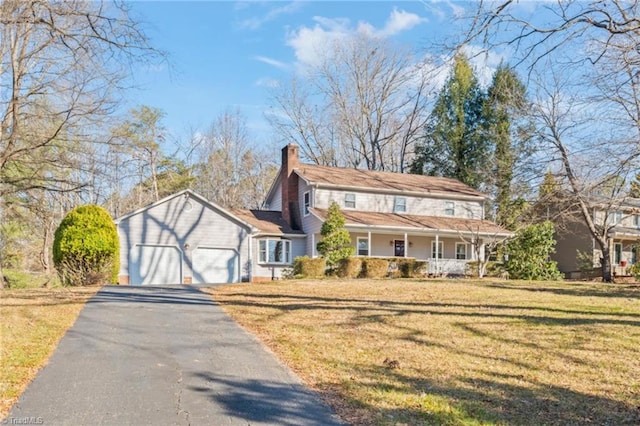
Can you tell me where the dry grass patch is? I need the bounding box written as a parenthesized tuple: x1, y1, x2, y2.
(208, 279, 640, 425)
(0, 286, 99, 417)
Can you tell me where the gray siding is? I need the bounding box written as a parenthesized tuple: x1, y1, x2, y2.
(314, 188, 483, 219)
(118, 194, 251, 282)
(251, 236, 306, 280)
(264, 174, 282, 211)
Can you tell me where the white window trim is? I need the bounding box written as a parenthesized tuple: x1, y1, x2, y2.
(455, 242, 468, 260)
(258, 239, 292, 265)
(634, 214, 640, 228)
(345, 193, 356, 209)
(357, 237, 369, 257)
(613, 242, 622, 264)
(431, 241, 443, 259)
(445, 201, 455, 216)
(303, 191, 311, 216)
(394, 196, 407, 213)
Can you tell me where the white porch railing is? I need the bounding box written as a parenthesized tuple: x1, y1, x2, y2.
(427, 259, 468, 276)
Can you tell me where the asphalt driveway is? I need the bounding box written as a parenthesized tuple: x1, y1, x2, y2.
(8, 285, 343, 425)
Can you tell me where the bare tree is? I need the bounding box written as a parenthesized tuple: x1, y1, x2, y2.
(268, 33, 433, 172)
(0, 0, 162, 287)
(464, 1, 640, 282)
(531, 68, 639, 282)
(192, 110, 278, 209)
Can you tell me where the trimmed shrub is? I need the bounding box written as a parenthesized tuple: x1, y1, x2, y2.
(336, 257, 363, 278)
(316, 202, 354, 271)
(292, 256, 326, 278)
(53, 205, 119, 286)
(630, 263, 640, 281)
(362, 258, 389, 279)
(465, 261, 508, 278)
(399, 260, 428, 278)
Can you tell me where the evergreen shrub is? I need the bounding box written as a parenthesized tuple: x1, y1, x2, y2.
(53, 205, 119, 286)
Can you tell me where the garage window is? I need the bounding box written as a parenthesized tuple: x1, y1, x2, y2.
(259, 239, 291, 264)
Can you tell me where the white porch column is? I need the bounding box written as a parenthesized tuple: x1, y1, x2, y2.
(311, 233, 315, 258)
(404, 233, 408, 258)
(435, 234, 440, 274)
(367, 230, 371, 257)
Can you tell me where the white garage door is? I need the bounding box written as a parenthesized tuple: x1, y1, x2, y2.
(192, 248, 238, 284)
(131, 245, 182, 285)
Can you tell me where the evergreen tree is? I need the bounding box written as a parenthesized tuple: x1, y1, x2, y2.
(629, 173, 640, 198)
(411, 53, 488, 190)
(485, 65, 530, 229)
(316, 202, 354, 271)
(505, 221, 563, 280)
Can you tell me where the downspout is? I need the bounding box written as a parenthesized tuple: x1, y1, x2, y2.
(248, 233, 253, 283)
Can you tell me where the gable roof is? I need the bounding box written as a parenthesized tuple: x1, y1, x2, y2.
(114, 189, 255, 232)
(310, 208, 512, 237)
(228, 209, 305, 236)
(293, 164, 486, 199)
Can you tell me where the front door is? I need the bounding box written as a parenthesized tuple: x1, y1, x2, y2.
(394, 240, 405, 257)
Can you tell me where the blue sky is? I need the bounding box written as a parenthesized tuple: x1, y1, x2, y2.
(125, 1, 473, 150)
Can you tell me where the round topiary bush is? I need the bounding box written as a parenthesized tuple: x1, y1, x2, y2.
(53, 205, 119, 286)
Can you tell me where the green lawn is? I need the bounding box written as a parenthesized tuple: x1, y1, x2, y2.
(209, 279, 640, 425)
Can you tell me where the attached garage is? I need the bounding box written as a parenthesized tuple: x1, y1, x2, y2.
(115, 190, 254, 286)
(130, 245, 182, 285)
(192, 247, 238, 284)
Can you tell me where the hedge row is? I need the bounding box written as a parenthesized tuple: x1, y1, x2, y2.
(292, 256, 428, 279)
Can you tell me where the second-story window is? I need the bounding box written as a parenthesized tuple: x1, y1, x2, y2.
(345, 193, 356, 209)
(445, 201, 455, 216)
(609, 211, 622, 225)
(303, 191, 311, 216)
(394, 196, 407, 213)
(634, 214, 640, 228)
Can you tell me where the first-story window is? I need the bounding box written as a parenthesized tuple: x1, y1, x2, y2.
(431, 241, 443, 259)
(357, 238, 369, 256)
(259, 239, 292, 264)
(614, 243, 622, 264)
(455, 243, 468, 260)
(634, 214, 640, 228)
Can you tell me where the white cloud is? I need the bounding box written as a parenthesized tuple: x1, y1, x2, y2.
(378, 7, 427, 37)
(238, 1, 303, 30)
(254, 55, 289, 70)
(461, 44, 511, 87)
(255, 77, 280, 88)
(286, 8, 427, 69)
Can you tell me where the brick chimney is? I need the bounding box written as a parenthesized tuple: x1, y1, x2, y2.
(281, 144, 301, 230)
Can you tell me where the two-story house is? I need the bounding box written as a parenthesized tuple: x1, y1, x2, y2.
(261, 144, 511, 277)
(553, 197, 640, 278)
(115, 144, 512, 285)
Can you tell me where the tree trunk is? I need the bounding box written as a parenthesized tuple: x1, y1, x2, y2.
(600, 246, 613, 283)
(0, 263, 5, 289)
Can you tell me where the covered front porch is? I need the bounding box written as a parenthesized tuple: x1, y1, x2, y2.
(310, 228, 508, 277)
(609, 229, 640, 277)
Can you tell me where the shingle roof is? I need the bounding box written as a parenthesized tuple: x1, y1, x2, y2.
(229, 209, 305, 235)
(294, 164, 486, 198)
(310, 208, 512, 236)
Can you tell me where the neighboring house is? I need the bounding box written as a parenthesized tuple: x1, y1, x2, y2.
(115, 144, 512, 285)
(553, 197, 640, 278)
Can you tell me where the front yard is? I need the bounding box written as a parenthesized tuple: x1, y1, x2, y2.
(0, 287, 99, 417)
(209, 279, 640, 425)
